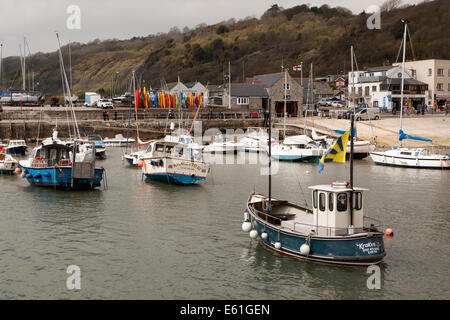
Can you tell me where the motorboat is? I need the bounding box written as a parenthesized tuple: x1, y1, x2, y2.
(140, 140, 210, 185)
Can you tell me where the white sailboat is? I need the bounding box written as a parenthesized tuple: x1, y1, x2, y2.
(369, 20, 449, 169)
(270, 67, 324, 162)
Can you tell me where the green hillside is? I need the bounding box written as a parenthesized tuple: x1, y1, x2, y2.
(1, 0, 449, 96)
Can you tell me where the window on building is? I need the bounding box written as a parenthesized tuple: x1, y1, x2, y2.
(372, 86, 377, 92)
(364, 86, 370, 96)
(411, 69, 416, 77)
(448, 69, 450, 76)
(398, 72, 402, 78)
(428, 68, 432, 76)
(237, 97, 249, 105)
(448, 83, 450, 91)
(284, 95, 291, 100)
(283, 83, 290, 90)
(437, 68, 444, 76)
(437, 83, 444, 91)
(374, 101, 379, 108)
(358, 87, 362, 96)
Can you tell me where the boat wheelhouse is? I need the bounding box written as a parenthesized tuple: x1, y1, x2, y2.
(5, 140, 27, 156)
(140, 140, 210, 185)
(245, 181, 385, 266)
(0, 153, 19, 174)
(19, 140, 104, 190)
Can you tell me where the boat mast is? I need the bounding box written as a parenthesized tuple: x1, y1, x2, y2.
(22, 38, 26, 91)
(228, 61, 231, 109)
(349, 113, 354, 227)
(125, 72, 133, 152)
(69, 40, 73, 94)
(0, 43, 2, 89)
(351, 46, 355, 109)
(399, 19, 408, 147)
(178, 74, 181, 131)
(268, 90, 272, 206)
(283, 67, 287, 138)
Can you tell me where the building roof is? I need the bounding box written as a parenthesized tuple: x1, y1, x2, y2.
(381, 78, 427, 86)
(247, 72, 285, 88)
(229, 84, 269, 97)
(366, 66, 395, 73)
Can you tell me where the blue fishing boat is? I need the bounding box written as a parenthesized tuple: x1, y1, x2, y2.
(87, 134, 107, 159)
(18, 140, 104, 190)
(243, 112, 386, 266)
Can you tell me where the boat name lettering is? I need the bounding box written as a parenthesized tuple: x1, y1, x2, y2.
(355, 242, 381, 254)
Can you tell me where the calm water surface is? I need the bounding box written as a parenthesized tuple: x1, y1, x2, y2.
(0, 148, 448, 299)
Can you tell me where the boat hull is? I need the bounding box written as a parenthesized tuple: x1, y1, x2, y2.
(144, 172, 206, 185)
(19, 166, 104, 190)
(247, 207, 386, 266)
(370, 151, 450, 169)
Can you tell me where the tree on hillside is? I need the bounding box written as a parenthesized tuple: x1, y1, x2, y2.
(261, 4, 283, 18)
(381, 0, 402, 12)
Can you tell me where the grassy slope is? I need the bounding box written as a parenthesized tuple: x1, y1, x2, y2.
(1, 0, 449, 96)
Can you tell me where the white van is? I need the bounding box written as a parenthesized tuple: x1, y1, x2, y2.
(355, 108, 380, 121)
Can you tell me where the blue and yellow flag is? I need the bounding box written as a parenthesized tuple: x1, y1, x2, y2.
(318, 130, 350, 173)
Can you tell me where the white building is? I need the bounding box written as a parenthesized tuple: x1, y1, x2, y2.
(348, 65, 428, 112)
(393, 59, 450, 108)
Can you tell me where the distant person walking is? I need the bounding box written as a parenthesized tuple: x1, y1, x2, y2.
(114, 111, 118, 120)
(102, 111, 107, 121)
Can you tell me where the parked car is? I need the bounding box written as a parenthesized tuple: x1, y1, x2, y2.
(96, 99, 114, 109)
(317, 98, 330, 106)
(355, 107, 380, 121)
(49, 97, 60, 107)
(331, 100, 346, 107)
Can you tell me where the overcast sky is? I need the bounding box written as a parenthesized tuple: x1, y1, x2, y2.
(0, 0, 424, 57)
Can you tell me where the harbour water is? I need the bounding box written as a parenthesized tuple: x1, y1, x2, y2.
(0, 147, 448, 299)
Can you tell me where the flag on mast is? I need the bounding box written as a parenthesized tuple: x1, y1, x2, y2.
(293, 63, 302, 71)
(318, 130, 350, 173)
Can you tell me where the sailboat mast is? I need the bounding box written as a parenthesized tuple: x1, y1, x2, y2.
(0, 43, 2, 89)
(283, 68, 287, 138)
(399, 20, 408, 147)
(228, 61, 231, 109)
(178, 74, 181, 130)
(23, 38, 26, 91)
(69, 40, 73, 93)
(126, 72, 133, 152)
(350, 113, 354, 226)
(351, 46, 355, 109)
(268, 92, 272, 206)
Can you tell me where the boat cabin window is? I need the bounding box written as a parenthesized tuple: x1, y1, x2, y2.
(146, 145, 152, 153)
(319, 193, 326, 212)
(337, 193, 347, 212)
(329, 193, 334, 211)
(400, 151, 412, 155)
(312, 190, 318, 209)
(175, 146, 183, 156)
(353, 192, 363, 210)
(155, 144, 165, 152)
(165, 145, 174, 154)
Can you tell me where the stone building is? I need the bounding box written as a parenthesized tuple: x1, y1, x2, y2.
(221, 83, 269, 110)
(247, 71, 303, 117)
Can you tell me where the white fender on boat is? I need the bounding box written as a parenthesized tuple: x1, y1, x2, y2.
(244, 210, 250, 221)
(261, 232, 268, 240)
(249, 230, 258, 239)
(274, 242, 281, 249)
(242, 221, 252, 232)
(300, 243, 310, 255)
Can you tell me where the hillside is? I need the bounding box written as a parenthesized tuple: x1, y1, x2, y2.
(1, 0, 449, 96)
